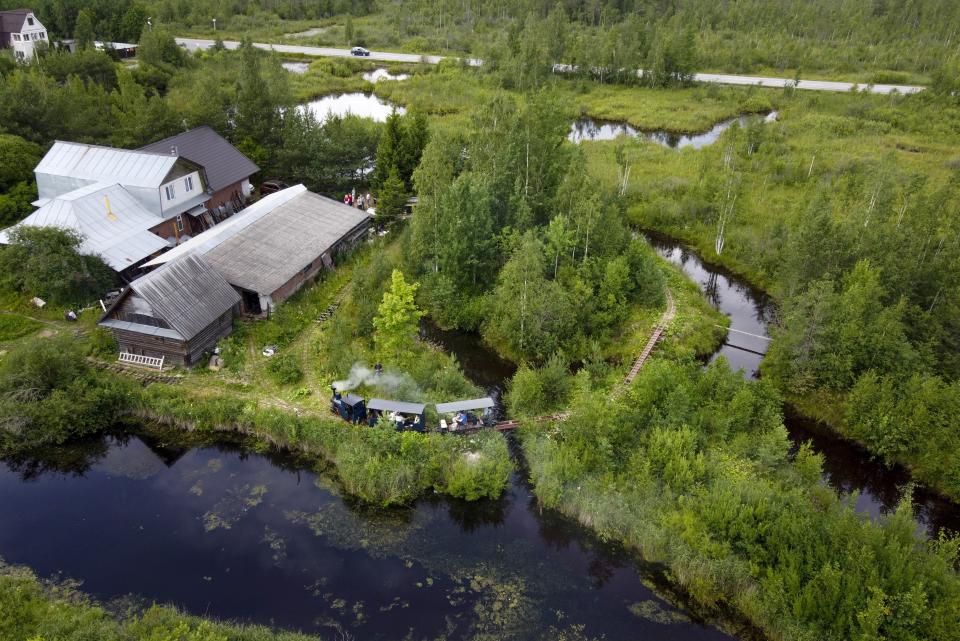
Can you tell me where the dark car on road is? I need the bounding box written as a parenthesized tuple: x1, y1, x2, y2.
(350, 46, 370, 56)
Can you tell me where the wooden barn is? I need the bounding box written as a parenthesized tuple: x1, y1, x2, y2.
(144, 185, 371, 315)
(99, 254, 240, 367)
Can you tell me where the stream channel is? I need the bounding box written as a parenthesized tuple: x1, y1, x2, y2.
(1, 236, 956, 640)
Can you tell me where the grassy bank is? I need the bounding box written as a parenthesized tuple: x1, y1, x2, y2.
(519, 359, 960, 641)
(135, 384, 511, 506)
(0, 559, 320, 641)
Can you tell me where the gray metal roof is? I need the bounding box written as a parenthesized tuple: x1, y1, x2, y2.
(35, 141, 179, 194)
(140, 126, 260, 193)
(145, 186, 372, 296)
(435, 398, 496, 414)
(98, 318, 185, 340)
(0, 183, 168, 271)
(367, 399, 426, 414)
(127, 254, 240, 340)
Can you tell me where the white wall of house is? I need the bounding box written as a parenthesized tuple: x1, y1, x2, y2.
(9, 13, 47, 60)
(159, 171, 204, 215)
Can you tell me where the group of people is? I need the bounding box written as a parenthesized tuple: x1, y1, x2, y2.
(343, 191, 372, 210)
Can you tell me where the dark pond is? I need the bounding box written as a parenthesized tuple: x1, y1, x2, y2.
(568, 111, 778, 148)
(1, 431, 739, 640)
(643, 231, 960, 536)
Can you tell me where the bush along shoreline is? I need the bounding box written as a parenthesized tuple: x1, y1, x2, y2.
(518, 358, 960, 641)
(0, 559, 322, 641)
(133, 384, 512, 506)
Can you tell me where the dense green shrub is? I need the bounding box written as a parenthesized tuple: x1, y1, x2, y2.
(0, 335, 133, 452)
(0, 227, 116, 307)
(266, 353, 304, 385)
(0, 560, 319, 641)
(521, 359, 960, 641)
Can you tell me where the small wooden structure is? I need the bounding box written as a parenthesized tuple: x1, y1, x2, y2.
(99, 254, 240, 367)
(118, 352, 165, 371)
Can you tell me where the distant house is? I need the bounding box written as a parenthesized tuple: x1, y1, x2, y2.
(0, 9, 48, 60)
(60, 39, 138, 58)
(140, 126, 259, 219)
(0, 131, 259, 277)
(145, 185, 371, 314)
(99, 254, 240, 367)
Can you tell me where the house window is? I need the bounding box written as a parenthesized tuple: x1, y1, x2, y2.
(175, 215, 184, 232)
(184, 176, 194, 191)
(40, 32, 45, 40)
(27, 17, 34, 26)
(12, 34, 19, 41)
(164, 184, 175, 200)
(302, 262, 313, 274)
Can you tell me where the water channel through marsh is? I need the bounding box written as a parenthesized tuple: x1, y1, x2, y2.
(2, 235, 956, 641)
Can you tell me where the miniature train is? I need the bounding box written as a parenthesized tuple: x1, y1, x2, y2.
(330, 387, 495, 432)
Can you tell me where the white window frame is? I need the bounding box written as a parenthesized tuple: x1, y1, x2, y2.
(184, 176, 193, 191)
(175, 215, 184, 232)
(12, 34, 19, 41)
(164, 184, 175, 200)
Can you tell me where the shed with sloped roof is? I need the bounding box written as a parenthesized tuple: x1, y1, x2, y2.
(143, 185, 371, 314)
(99, 253, 240, 367)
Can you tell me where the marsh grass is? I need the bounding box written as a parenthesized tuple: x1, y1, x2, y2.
(0, 559, 320, 641)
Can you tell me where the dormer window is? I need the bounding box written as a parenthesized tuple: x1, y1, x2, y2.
(12, 34, 19, 41)
(184, 176, 194, 191)
(164, 185, 175, 200)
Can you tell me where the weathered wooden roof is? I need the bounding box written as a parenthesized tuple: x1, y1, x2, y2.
(127, 254, 239, 340)
(204, 188, 371, 295)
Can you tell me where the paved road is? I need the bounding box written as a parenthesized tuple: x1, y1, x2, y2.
(176, 37, 923, 94)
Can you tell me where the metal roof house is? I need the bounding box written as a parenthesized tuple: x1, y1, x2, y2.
(99, 254, 240, 367)
(34, 141, 209, 218)
(0, 9, 48, 60)
(145, 185, 372, 315)
(3, 132, 261, 277)
(0, 183, 169, 271)
(140, 126, 259, 216)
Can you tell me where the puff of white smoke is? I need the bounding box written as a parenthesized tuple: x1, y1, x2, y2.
(332, 363, 414, 396)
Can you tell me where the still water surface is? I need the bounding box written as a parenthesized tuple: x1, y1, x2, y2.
(1, 433, 736, 640)
(299, 93, 404, 124)
(569, 111, 777, 148)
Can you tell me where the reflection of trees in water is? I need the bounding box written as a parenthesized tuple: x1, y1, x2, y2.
(445, 493, 508, 532)
(3, 435, 114, 480)
(587, 554, 619, 588)
(703, 271, 722, 308)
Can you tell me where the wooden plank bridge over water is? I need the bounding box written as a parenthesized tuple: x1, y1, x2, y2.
(490, 291, 677, 432)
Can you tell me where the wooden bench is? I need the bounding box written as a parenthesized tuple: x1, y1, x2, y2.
(118, 352, 165, 371)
